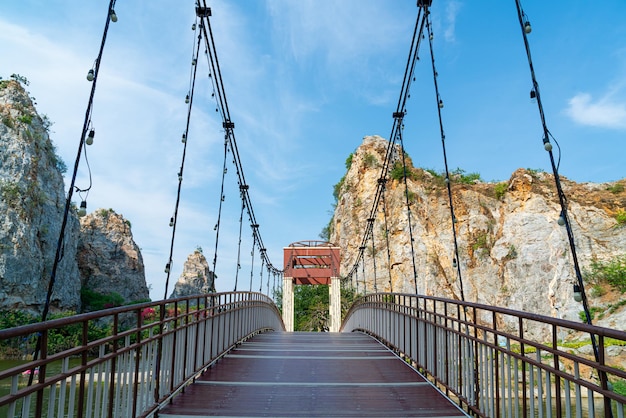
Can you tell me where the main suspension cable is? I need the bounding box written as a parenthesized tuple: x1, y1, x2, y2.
(344, 5, 427, 291)
(425, 14, 465, 302)
(163, 19, 203, 299)
(197, 1, 282, 281)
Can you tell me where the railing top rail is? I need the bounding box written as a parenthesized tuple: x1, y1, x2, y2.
(348, 292, 626, 340)
(0, 291, 275, 339)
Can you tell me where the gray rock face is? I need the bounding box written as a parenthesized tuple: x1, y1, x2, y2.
(0, 79, 81, 313)
(331, 135, 626, 340)
(169, 250, 215, 299)
(1, 80, 150, 314)
(78, 209, 149, 305)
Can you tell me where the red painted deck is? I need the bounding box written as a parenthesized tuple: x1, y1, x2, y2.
(159, 332, 468, 417)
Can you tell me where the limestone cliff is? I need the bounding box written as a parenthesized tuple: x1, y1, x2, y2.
(78, 209, 149, 306)
(169, 249, 215, 298)
(0, 78, 149, 314)
(330, 135, 626, 334)
(0, 78, 81, 312)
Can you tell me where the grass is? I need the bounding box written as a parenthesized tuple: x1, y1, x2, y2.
(615, 210, 626, 226)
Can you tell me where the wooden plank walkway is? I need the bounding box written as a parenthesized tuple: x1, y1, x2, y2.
(159, 332, 469, 417)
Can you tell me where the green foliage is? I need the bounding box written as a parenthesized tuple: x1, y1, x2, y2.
(390, 162, 414, 181)
(0, 309, 38, 330)
(319, 216, 333, 241)
(97, 208, 115, 217)
(451, 168, 482, 184)
(17, 113, 33, 125)
(333, 176, 345, 202)
(471, 232, 489, 252)
(606, 183, 624, 194)
(505, 245, 518, 260)
(294, 285, 329, 331)
(608, 299, 626, 314)
(81, 289, 125, 311)
(363, 153, 377, 168)
(1, 114, 14, 128)
(587, 255, 626, 293)
(615, 210, 626, 226)
(494, 182, 508, 200)
(590, 283, 607, 298)
(345, 153, 353, 170)
(525, 168, 544, 177)
(10, 73, 30, 86)
(613, 379, 626, 396)
(579, 307, 604, 322)
(0, 180, 22, 208)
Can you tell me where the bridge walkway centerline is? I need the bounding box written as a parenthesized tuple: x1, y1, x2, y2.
(159, 331, 469, 417)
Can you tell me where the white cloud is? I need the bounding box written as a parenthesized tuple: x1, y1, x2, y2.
(444, 0, 462, 43)
(566, 92, 626, 129)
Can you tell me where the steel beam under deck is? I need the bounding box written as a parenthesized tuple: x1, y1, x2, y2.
(159, 332, 468, 417)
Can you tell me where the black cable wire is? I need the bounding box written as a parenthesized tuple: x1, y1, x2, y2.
(425, 14, 465, 302)
(163, 20, 203, 300)
(28, 0, 117, 388)
(233, 187, 246, 291)
(513, 2, 610, 408)
(344, 6, 427, 287)
(197, 0, 282, 277)
(380, 180, 393, 292)
(249, 233, 256, 292)
(211, 135, 229, 292)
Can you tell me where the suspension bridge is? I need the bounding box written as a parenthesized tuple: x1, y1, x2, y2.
(1, 0, 625, 417)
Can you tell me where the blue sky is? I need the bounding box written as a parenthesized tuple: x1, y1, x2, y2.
(2, 1, 625, 300)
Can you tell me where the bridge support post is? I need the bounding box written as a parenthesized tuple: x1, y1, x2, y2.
(283, 276, 294, 332)
(329, 276, 340, 332)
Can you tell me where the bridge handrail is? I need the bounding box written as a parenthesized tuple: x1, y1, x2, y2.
(342, 292, 626, 418)
(0, 291, 284, 418)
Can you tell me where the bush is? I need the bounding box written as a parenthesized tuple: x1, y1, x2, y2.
(587, 255, 626, 293)
(607, 183, 624, 194)
(390, 162, 414, 181)
(494, 182, 507, 200)
(453, 169, 481, 184)
(345, 153, 353, 170)
(81, 288, 125, 311)
(363, 153, 377, 168)
(615, 210, 626, 226)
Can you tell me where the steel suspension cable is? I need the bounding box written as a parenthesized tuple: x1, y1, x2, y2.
(379, 179, 394, 292)
(361, 251, 367, 293)
(370, 225, 378, 293)
(163, 21, 203, 299)
(249, 233, 256, 292)
(233, 186, 247, 291)
(259, 253, 265, 293)
(345, 6, 427, 287)
(210, 134, 229, 292)
(425, 14, 465, 302)
(197, 1, 281, 277)
(395, 126, 419, 294)
(514, 1, 608, 404)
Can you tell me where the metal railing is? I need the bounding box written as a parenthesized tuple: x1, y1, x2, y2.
(341, 293, 626, 418)
(0, 291, 284, 418)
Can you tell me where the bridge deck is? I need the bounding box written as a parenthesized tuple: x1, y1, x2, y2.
(159, 332, 468, 417)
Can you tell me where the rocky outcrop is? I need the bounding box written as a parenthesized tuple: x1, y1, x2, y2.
(1, 79, 149, 314)
(331, 135, 626, 338)
(169, 250, 215, 298)
(78, 209, 149, 305)
(0, 79, 81, 313)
